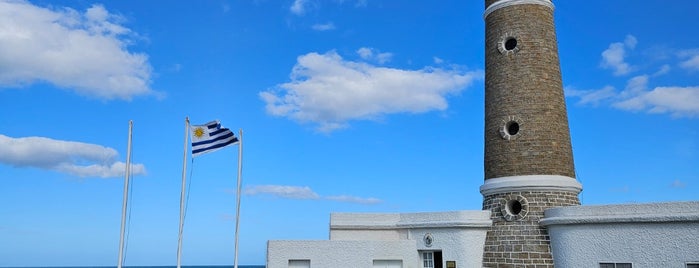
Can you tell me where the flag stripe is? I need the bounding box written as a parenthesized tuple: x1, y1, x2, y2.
(190, 120, 239, 157)
(207, 122, 219, 129)
(192, 131, 235, 147)
(209, 128, 230, 136)
(192, 138, 238, 155)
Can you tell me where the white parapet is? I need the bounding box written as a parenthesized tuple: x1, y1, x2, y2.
(541, 201, 699, 267)
(480, 175, 583, 196)
(484, 0, 554, 19)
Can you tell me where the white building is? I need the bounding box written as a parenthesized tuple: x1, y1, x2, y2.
(265, 0, 699, 267)
(267, 211, 491, 268)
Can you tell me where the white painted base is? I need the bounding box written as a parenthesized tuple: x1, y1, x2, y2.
(480, 175, 582, 196)
(484, 0, 554, 19)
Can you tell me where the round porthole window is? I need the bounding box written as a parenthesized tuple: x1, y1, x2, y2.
(498, 34, 520, 54)
(504, 38, 517, 51)
(499, 117, 522, 140)
(500, 195, 529, 221)
(506, 121, 519, 136)
(507, 199, 522, 215)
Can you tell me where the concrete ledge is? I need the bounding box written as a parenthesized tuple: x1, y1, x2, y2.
(330, 210, 492, 230)
(484, 0, 554, 19)
(541, 201, 699, 226)
(480, 175, 582, 196)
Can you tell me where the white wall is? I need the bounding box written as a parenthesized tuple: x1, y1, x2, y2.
(267, 210, 492, 268)
(267, 240, 418, 268)
(542, 201, 699, 268)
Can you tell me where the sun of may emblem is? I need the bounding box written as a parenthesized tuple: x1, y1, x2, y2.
(193, 127, 206, 138)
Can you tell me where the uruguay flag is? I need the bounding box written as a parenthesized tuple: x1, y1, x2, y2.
(190, 120, 239, 157)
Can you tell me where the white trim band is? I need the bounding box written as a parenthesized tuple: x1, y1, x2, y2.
(484, 0, 554, 19)
(480, 175, 582, 196)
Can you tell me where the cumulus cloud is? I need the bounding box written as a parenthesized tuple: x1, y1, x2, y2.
(312, 22, 336, 31)
(0, 0, 154, 100)
(565, 86, 616, 106)
(290, 0, 310, 15)
(613, 75, 699, 116)
(568, 75, 699, 117)
(616, 86, 699, 117)
(356, 47, 393, 64)
(259, 50, 483, 132)
(679, 49, 699, 71)
(570, 36, 699, 118)
(653, 64, 671, 77)
(0, 134, 146, 178)
(243, 184, 382, 205)
(600, 35, 637, 76)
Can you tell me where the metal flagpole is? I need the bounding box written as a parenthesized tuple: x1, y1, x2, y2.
(233, 129, 243, 268)
(117, 120, 133, 268)
(177, 117, 189, 268)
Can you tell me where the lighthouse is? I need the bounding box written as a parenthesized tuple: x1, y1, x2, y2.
(480, 0, 582, 266)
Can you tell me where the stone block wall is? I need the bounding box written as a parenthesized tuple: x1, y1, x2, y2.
(482, 191, 580, 267)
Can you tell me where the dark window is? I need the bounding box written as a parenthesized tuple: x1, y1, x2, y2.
(506, 121, 519, 136)
(508, 200, 522, 215)
(600, 263, 632, 268)
(687, 263, 699, 268)
(505, 38, 517, 51)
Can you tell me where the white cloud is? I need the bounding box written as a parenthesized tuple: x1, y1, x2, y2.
(619, 75, 649, 99)
(624, 35, 637, 50)
(569, 74, 699, 117)
(325, 195, 381, 204)
(653, 64, 671, 76)
(600, 35, 636, 76)
(244, 184, 382, 204)
(679, 50, 699, 71)
(290, 0, 310, 15)
(260, 50, 483, 132)
(0, 0, 154, 100)
(356, 47, 393, 64)
(611, 75, 699, 116)
(671, 179, 687, 189)
(0, 134, 146, 178)
(617, 86, 699, 117)
(565, 86, 616, 106)
(311, 22, 336, 31)
(334, 0, 367, 7)
(243, 185, 319, 199)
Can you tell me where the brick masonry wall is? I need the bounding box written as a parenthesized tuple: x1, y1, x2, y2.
(483, 2, 576, 180)
(482, 191, 580, 268)
(482, 1, 580, 267)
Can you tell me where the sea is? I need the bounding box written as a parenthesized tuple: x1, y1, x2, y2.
(4, 266, 265, 268)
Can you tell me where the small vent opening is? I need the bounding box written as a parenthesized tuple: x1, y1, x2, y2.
(504, 38, 518, 51)
(506, 121, 519, 136)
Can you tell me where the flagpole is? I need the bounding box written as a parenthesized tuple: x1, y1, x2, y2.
(117, 120, 133, 268)
(234, 129, 243, 268)
(177, 117, 189, 268)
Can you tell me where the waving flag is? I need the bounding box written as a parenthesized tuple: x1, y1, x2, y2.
(190, 120, 239, 157)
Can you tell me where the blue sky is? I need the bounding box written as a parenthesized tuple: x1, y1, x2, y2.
(0, 0, 697, 266)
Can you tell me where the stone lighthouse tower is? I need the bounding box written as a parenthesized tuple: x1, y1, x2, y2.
(481, 0, 582, 267)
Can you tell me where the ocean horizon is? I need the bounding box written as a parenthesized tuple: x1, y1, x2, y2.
(1, 266, 265, 268)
